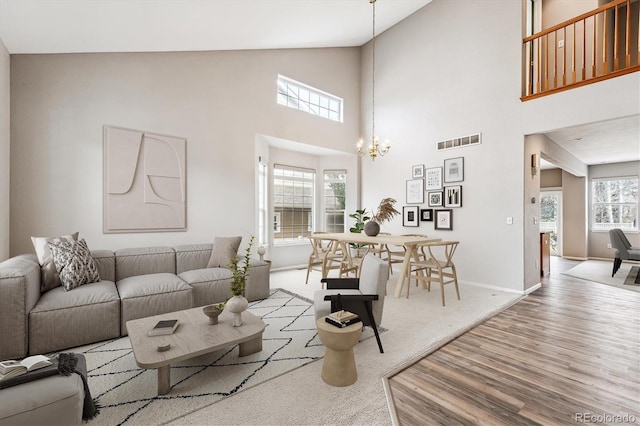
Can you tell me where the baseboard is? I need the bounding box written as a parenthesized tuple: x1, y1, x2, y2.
(460, 279, 529, 295)
(563, 256, 589, 261)
(525, 283, 542, 294)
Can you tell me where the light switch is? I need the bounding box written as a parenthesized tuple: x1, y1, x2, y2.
(506, 217, 513, 225)
(533, 217, 538, 225)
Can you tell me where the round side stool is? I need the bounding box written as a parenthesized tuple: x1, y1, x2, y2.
(316, 317, 363, 387)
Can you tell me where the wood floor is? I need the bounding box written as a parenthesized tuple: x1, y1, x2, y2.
(388, 257, 640, 425)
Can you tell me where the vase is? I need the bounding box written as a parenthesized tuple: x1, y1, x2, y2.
(225, 295, 249, 327)
(202, 305, 223, 325)
(364, 221, 380, 236)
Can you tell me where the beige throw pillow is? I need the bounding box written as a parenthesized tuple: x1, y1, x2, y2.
(31, 232, 79, 292)
(207, 237, 242, 268)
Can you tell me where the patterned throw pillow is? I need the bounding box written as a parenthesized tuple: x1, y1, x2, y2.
(48, 239, 101, 291)
(31, 232, 79, 292)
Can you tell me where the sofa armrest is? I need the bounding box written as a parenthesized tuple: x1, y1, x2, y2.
(245, 259, 270, 302)
(0, 254, 41, 360)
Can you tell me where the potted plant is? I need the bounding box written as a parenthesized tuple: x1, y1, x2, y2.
(348, 209, 371, 249)
(225, 235, 254, 326)
(365, 198, 400, 236)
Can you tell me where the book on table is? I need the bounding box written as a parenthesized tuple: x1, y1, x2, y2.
(0, 355, 52, 381)
(326, 310, 361, 328)
(148, 319, 179, 336)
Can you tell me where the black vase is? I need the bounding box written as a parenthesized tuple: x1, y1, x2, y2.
(364, 221, 380, 236)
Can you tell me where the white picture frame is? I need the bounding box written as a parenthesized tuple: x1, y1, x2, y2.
(412, 164, 424, 179)
(406, 179, 424, 204)
(425, 167, 443, 191)
(403, 206, 419, 227)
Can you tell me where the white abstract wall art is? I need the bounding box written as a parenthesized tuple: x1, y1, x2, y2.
(104, 125, 187, 233)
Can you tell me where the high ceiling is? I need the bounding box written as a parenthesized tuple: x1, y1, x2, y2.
(1, 0, 637, 166)
(0, 0, 431, 54)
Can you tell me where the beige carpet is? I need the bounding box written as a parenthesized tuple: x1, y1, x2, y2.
(164, 269, 521, 426)
(562, 260, 640, 293)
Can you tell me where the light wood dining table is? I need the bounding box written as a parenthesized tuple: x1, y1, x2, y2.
(315, 233, 441, 298)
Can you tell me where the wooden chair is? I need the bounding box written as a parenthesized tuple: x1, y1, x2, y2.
(387, 234, 430, 273)
(306, 235, 344, 286)
(406, 241, 460, 306)
(367, 232, 392, 277)
(340, 244, 370, 278)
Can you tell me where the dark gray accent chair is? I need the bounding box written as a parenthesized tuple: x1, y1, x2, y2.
(609, 228, 640, 276)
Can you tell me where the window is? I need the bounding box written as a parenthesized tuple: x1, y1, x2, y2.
(258, 160, 268, 246)
(323, 170, 346, 232)
(273, 164, 315, 245)
(592, 176, 638, 231)
(276, 75, 343, 122)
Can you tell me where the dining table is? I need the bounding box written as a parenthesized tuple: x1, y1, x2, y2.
(315, 233, 441, 298)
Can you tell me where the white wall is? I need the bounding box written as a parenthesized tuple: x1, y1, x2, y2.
(358, 0, 640, 292)
(0, 37, 9, 261)
(10, 48, 361, 256)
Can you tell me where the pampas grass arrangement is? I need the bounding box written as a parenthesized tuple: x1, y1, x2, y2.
(371, 198, 400, 224)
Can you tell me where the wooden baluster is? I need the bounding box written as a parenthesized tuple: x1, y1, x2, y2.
(614, 2, 619, 71)
(582, 18, 587, 80)
(537, 37, 542, 93)
(561, 28, 566, 86)
(553, 32, 557, 88)
(544, 35, 549, 91)
(603, 9, 608, 74)
(592, 14, 597, 77)
(572, 23, 577, 83)
(625, 0, 630, 68)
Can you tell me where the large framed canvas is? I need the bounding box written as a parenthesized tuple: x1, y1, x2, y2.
(104, 125, 187, 233)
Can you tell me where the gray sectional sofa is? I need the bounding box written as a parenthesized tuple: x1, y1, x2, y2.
(0, 243, 270, 361)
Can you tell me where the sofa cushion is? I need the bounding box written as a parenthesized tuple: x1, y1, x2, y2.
(178, 268, 233, 307)
(115, 246, 176, 281)
(206, 237, 241, 268)
(30, 231, 79, 293)
(91, 250, 115, 282)
(174, 244, 213, 274)
(29, 280, 120, 354)
(48, 239, 101, 291)
(118, 273, 193, 335)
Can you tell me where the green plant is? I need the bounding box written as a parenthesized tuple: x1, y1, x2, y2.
(228, 235, 254, 297)
(348, 209, 371, 233)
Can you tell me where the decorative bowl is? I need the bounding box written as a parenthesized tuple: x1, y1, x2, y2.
(203, 305, 223, 324)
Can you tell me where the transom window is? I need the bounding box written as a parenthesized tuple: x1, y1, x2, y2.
(273, 164, 315, 245)
(591, 176, 638, 231)
(276, 75, 343, 123)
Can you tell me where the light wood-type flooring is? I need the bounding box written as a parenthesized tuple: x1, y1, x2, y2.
(388, 257, 640, 425)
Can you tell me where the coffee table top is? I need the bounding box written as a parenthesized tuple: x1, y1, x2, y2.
(126, 307, 265, 369)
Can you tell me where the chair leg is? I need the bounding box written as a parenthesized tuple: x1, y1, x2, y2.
(452, 265, 460, 300)
(439, 269, 445, 306)
(305, 259, 312, 284)
(364, 302, 383, 353)
(612, 258, 622, 277)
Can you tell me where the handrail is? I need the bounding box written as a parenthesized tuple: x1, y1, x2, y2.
(522, 0, 639, 100)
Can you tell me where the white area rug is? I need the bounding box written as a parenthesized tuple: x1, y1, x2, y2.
(562, 260, 640, 292)
(166, 270, 521, 426)
(81, 289, 365, 425)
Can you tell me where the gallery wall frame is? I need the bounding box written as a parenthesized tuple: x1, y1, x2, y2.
(444, 185, 462, 208)
(403, 206, 419, 227)
(435, 209, 453, 230)
(424, 167, 443, 191)
(420, 208, 433, 222)
(444, 157, 464, 183)
(406, 179, 424, 204)
(412, 164, 424, 178)
(427, 191, 443, 207)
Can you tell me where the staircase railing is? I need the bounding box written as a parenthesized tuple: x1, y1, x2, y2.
(522, 0, 640, 100)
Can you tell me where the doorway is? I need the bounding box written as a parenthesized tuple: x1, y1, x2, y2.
(540, 190, 562, 256)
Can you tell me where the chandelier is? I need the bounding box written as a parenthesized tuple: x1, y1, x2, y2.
(357, 0, 390, 161)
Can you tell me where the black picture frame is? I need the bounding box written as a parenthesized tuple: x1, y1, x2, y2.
(444, 157, 464, 183)
(444, 185, 462, 208)
(403, 206, 419, 227)
(427, 191, 443, 207)
(420, 209, 433, 222)
(434, 209, 453, 230)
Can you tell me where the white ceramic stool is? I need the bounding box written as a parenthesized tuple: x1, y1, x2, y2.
(316, 317, 363, 387)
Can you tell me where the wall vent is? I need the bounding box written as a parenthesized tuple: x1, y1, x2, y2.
(437, 132, 481, 151)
